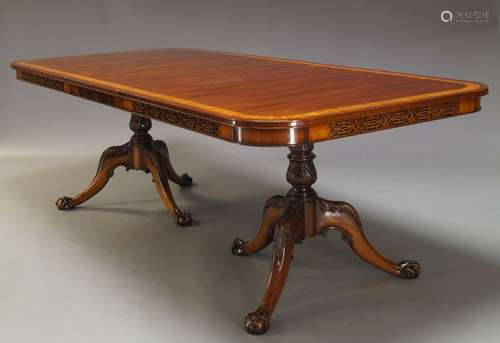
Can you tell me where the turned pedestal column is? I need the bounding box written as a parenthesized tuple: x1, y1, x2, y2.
(231, 143, 421, 334)
(56, 113, 193, 226)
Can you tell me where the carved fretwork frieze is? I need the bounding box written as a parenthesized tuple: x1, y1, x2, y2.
(20, 72, 64, 91)
(329, 101, 459, 138)
(78, 87, 113, 106)
(132, 102, 219, 137)
(17, 71, 220, 138)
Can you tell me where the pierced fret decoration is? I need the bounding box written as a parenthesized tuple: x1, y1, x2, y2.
(20, 72, 64, 91)
(329, 101, 459, 138)
(132, 102, 219, 137)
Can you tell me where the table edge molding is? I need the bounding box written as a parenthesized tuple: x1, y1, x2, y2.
(11, 59, 488, 125)
(14, 69, 486, 146)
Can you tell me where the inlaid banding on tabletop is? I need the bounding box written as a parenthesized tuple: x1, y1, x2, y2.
(11, 49, 488, 146)
(10, 48, 489, 335)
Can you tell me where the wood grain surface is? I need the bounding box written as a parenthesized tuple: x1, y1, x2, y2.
(12, 49, 488, 146)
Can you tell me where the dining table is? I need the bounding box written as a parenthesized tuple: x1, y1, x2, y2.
(11, 48, 488, 334)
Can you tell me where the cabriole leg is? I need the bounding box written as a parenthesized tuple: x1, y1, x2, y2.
(244, 202, 303, 334)
(317, 198, 420, 279)
(235, 143, 421, 334)
(56, 143, 129, 210)
(231, 195, 288, 256)
(56, 113, 193, 226)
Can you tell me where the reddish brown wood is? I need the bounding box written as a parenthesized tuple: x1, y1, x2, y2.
(56, 113, 192, 226)
(234, 144, 420, 334)
(11, 49, 488, 146)
(55, 143, 129, 211)
(316, 198, 420, 279)
(231, 195, 288, 256)
(245, 202, 304, 334)
(12, 49, 488, 335)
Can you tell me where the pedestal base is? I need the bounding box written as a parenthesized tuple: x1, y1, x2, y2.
(231, 144, 421, 334)
(56, 113, 193, 226)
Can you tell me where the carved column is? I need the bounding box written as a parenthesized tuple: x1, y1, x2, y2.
(129, 113, 153, 146)
(55, 113, 192, 226)
(235, 143, 421, 335)
(286, 143, 317, 201)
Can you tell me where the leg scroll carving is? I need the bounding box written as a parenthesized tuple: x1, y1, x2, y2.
(237, 143, 421, 334)
(244, 201, 302, 335)
(145, 151, 192, 226)
(151, 140, 193, 187)
(231, 195, 288, 256)
(56, 143, 129, 210)
(56, 113, 193, 226)
(317, 198, 421, 279)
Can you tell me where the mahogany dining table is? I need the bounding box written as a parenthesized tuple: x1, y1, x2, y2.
(11, 49, 488, 334)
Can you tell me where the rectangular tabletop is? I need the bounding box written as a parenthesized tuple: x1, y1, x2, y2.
(12, 49, 488, 146)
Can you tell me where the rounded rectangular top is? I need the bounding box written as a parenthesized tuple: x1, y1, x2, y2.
(12, 49, 488, 146)
(11, 49, 487, 125)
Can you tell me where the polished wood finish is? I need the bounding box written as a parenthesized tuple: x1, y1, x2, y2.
(231, 195, 287, 256)
(12, 49, 488, 335)
(316, 198, 419, 279)
(56, 113, 192, 226)
(11, 49, 487, 146)
(232, 144, 420, 334)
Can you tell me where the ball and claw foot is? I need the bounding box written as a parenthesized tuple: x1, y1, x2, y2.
(179, 173, 193, 187)
(396, 260, 421, 279)
(244, 308, 270, 335)
(231, 238, 248, 256)
(56, 196, 75, 210)
(175, 211, 193, 227)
